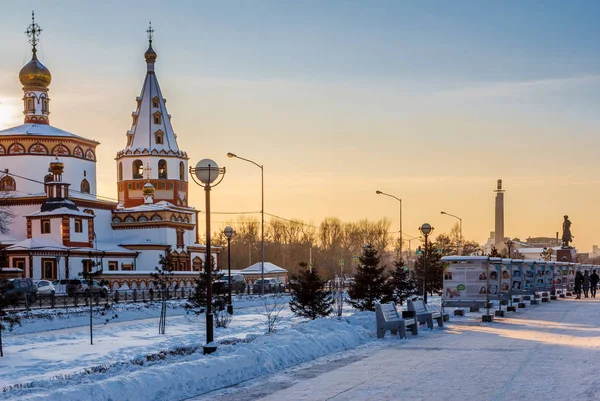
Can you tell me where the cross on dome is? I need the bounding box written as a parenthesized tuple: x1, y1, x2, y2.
(147, 21, 154, 44)
(145, 163, 152, 180)
(25, 11, 42, 54)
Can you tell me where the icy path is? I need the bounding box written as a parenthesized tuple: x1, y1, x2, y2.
(193, 298, 600, 401)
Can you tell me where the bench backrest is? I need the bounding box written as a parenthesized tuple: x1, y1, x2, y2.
(376, 302, 400, 322)
(410, 299, 428, 314)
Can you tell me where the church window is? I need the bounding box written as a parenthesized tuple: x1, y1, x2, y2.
(155, 132, 163, 145)
(179, 161, 184, 180)
(153, 113, 161, 125)
(128, 183, 132, 190)
(42, 99, 48, 112)
(158, 159, 167, 179)
(82, 260, 92, 274)
(0, 176, 16, 191)
(80, 179, 90, 194)
(42, 259, 57, 280)
(132, 160, 143, 179)
(41, 219, 51, 234)
(108, 261, 118, 271)
(161, 182, 166, 189)
(176, 229, 184, 248)
(74, 219, 83, 233)
(118, 162, 123, 181)
(152, 97, 159, 108)
(122, 264, 134, 271)
(27, 98, 34, 111)
(169, 183, 174, 189)
(73, 146, 84, 158)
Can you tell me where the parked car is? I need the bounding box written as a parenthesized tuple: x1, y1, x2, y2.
(35, 280, 56, 296)
(216, 274, 246, 293)
(252, 278, 284, 293)
(66, 279, 108, 298)
(0, 278, 38, 302)
(51, 279, 69, 294)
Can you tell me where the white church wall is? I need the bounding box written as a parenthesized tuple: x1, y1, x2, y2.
(69, 217, 88, 243)
(135, 249, 163, 271)
(6, 204, 41, 240)
(31, 218, 62, 242)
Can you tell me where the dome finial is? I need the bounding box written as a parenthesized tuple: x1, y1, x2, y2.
(25, 10, 42, 57)
(144, 21, 157, 65)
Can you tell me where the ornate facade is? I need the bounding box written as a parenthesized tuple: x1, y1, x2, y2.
(0, 16, 218, 289)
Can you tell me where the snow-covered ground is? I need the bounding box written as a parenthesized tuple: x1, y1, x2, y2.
(2, 295, 581, 401)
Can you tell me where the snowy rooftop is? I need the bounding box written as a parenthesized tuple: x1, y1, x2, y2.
(0, 123, 98, 143)
(116, 200, 194, 213)
(5, 238, 136, 254)
(241, 262, 288, 274)
(27, 206, 91, 218)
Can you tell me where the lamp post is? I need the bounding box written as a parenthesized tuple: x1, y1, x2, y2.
(440, 211, 462, 255)
(505, 239, 514, 259)
(189, 158, 226, 355)
(376, 190, 402, 260)
(227, 152, 265, 294)
(223, 226, 236, 315)
(419, 223, 434, 304)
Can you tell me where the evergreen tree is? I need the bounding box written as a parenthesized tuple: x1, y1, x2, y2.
(288, 262, 333, 320)
(151, 254, 175, 335)
(347, 244, 392, 311)
(412, 242, 442, 303)
(389, 259, 416, 305)
(488, 246, 501, 257)
(0, 277, 20, 357)
(185, 258, 225, 316)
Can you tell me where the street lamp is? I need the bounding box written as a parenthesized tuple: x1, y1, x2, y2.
(227, 152, 265, 294)
(440, 211, 462, 255)
(223, 226, 236, 315)
(505, 239, 514, 259)
(189, 158, 226, 355)
(375, 190, 402, 260)
(419, 223, 434, 304)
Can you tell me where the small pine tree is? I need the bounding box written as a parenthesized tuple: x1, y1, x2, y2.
(0, 277, 21, 357)
(151, 254, 175, 335)
(412, 241, 443, 304)
(347, 244, 392, 311)
(185, 259, 225, 317)
(489, 246, 501, 257)
(389, 259, 416, 305)
(288, 262, 333, 320)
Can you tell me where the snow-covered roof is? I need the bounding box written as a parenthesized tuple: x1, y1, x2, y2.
(241, 262, 288, 274)
(5, 238, 135, 254)
(0, 123, 97, 143)
(27, 206, 91, 218)
(116, 200, 192, 213)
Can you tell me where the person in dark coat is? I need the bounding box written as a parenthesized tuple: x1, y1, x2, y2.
(574, 271, 583, 299)
(591, 270, 599, 298)
(583, 270, 591, 298)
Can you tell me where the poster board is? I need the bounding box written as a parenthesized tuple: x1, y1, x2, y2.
(511, 262, 524, 293)
(522, 262, 536, 293)
(442, 259, 490, 301)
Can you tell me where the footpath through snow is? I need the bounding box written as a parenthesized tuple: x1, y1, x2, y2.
(192, 297, 600, 401)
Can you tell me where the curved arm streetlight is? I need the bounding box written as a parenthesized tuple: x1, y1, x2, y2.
(440, 211, 462, 255)
(375, 190, 402, 260)
(189, 158, 226, 355)
(228, 152, 265, 294)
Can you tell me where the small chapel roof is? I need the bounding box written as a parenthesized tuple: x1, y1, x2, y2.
(0, 123, 98, 143)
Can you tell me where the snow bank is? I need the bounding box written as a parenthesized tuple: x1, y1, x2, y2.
(16, 316, 374, 401)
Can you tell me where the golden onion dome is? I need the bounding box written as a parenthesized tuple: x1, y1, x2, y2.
(145, 44, 157, 63)
(49, 156, 64, 175)
(19, 53, 52, 88)
(143, 181, 155, 195)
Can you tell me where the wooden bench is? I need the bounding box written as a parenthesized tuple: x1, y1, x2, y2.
(408, 299, 446, 329)
(375, 302, 418, 339)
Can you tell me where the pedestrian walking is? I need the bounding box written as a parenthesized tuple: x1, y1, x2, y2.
(583, 270, 590, 298)
(591, 270, 599, 298)
(574, 271, 583, 299)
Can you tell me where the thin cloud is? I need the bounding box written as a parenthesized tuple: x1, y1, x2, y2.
(435, 75, 600, 99)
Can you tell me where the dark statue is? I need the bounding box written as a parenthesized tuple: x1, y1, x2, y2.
(562, 215, 573, 248)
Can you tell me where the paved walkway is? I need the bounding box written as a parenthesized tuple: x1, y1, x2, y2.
(196, 298, 600, 401)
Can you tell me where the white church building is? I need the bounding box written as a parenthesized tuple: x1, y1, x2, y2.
(0, 17, 218, 290)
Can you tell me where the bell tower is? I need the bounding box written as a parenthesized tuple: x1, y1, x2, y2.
(115, 23, 189, 208)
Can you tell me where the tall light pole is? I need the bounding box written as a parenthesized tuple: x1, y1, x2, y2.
(419, 223, 434, 304)
(440, 211, 462, 255)
(190, 158, 226, 355)
(224, 226, 236, 315)
(375, 190, 402, 260)
(227, 152, 265, 294)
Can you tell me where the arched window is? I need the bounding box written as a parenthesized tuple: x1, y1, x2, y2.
(0, 176, 16, 191)
(153, 112, 161, 125)
(155, 131, 164, 145)
(158, 159, 167, 179)
(118, 162, 123, 181)
(132, 160, 143, 179)
(179, 161, 184, 180)
(80, 179, 90, 194)
(27, 98, 34, 111)
(42, 99, 48, 112)
(152, 97, 159, 108)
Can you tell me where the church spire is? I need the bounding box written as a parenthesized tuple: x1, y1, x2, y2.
(19, 11, 52, 125)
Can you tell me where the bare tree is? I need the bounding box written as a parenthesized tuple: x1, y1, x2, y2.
(263, 294, 286, 334)
(0, 190, 15, 234)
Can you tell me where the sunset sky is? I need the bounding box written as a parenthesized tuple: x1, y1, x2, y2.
(1, 1, 600, 250)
